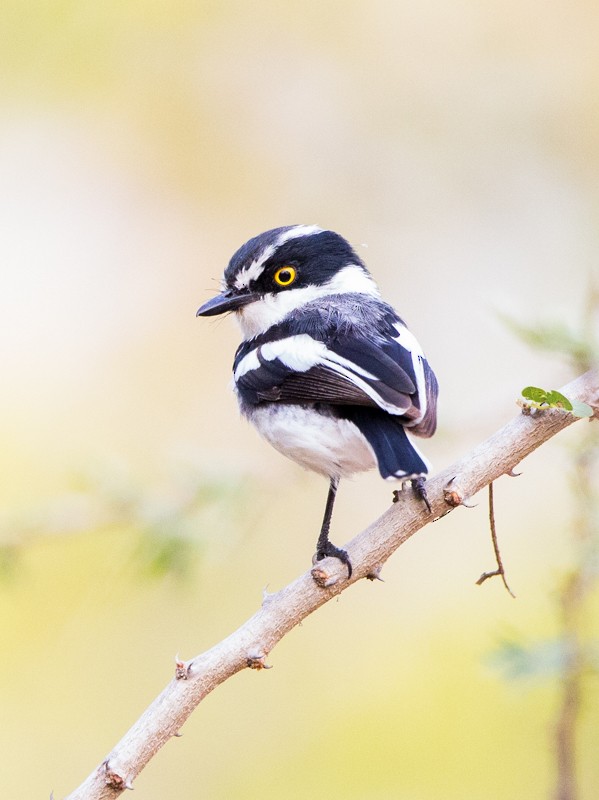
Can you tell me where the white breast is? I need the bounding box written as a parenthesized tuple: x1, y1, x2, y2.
(244, 404, 377, 479)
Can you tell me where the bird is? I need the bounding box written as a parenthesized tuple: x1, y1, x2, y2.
(196, 225, 438, 578)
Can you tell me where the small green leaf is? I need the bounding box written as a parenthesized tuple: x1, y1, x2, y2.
(570, 400, 594, 418)
(520, 386, 588, 415)
(545, 390, 573, 411)
(522, 386, 548, 403)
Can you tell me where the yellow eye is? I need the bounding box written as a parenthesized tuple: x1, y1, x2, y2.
(273, 266, 297, 287)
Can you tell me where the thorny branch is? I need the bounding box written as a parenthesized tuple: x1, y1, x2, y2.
(63, 370, 599, 800)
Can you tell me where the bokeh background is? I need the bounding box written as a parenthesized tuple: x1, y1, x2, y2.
(1, 2, 598, 798)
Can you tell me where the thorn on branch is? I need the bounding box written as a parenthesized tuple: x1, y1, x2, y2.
(175, 656, 192, 680)
(366, 565, 384, 582)
(262, 585, 274, 605)
(246, 651, 272, 670)
(506, 468, 522, 477)
(476, 482, 515, 598)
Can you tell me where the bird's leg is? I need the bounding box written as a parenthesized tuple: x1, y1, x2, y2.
(314, 476, 352, 578)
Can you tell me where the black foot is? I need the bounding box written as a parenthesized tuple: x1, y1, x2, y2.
(315, 541, 353, 579)
(412, 477, 432, 514)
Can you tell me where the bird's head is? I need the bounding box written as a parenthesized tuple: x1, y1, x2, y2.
(196, 225, 380, 339)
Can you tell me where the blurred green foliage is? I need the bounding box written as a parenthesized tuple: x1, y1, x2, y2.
(0, 462, 250, 581)
(501, 317, 596, 371)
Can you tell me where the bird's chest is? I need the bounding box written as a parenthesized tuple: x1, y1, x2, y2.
(241, 402, 376, 479)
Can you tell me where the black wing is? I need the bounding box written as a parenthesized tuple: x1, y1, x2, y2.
(234, 321, 437, 434)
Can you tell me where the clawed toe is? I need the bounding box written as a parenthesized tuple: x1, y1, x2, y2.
(411, 477, 432, 513)
(393, 478, 432, 513)
(315, 542, 353, 578)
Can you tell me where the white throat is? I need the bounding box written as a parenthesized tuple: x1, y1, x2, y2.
(235, 265, 380, 340)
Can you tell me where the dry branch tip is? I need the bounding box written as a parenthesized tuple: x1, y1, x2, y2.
(476, 569, 501, 585)
(442, 477, 477, 508)
(311, 562, 345, 588)
(443, 477, 460, 507)
(475, 569, 516, 597)
(103, 760, 131, 791)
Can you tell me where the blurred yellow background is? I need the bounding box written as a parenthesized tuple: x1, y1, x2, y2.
(1, 1, 598, 798)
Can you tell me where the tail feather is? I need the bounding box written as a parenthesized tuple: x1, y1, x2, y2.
(344, 408, 430, 479)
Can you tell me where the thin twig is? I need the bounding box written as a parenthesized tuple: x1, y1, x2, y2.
(476, 482, 515, 597)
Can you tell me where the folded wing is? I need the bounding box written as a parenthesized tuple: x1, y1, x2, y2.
(234, 321, 438, 437)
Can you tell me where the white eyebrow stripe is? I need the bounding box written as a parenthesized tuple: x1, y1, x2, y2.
(273, 224, 323, 247)
(233, 226, 324, 291)
(233, 253, 271, 290)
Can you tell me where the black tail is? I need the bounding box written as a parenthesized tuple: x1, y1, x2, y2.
(343, 408, 429, 479)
